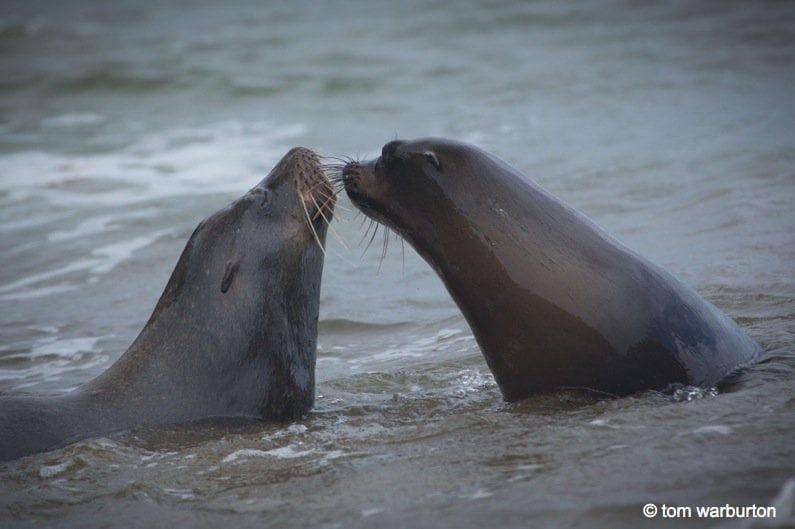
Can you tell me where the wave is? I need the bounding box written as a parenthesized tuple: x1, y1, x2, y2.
(319, 318, 414, 334)
(1, 120, 309, 206)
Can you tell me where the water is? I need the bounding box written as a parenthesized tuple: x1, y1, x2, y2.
(1, 0, 794, 527)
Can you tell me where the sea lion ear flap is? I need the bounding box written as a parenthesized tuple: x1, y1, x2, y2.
(220, 260, 240, 293)
(424, 151, 442, 171)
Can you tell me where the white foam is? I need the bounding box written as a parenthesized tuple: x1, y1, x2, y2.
(0, 211, 70, 234)
(452, 369, 496, 397)
(1, 120, 308, 208)
(263, 445, 315, 459)
(0, 283, 79, 301)
(161, 488, 196, 501)
(770, 478, 795, 520)
(48, 214, 123, 243)
(690, 425, 733, 436)
(0, 229, 171, 300)
(347, 327, 474, 369)
(38, 459, 75, 479)
(0, 335, 110, 390)
(221, 449, 270, 463)
(89, 229, 172, 274)
(286, 424, 308, 435)
(221, 444, 315, 464)
(436, 327, 462, 339)
(28, 336, 103, 359)
(460, 488, 494, 500)
(0, 258, 96, 295)
(41, 113, 105, 128)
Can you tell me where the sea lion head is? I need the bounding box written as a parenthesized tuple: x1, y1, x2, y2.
(342, 138, 499, 254)
(179, 146, 335, 303)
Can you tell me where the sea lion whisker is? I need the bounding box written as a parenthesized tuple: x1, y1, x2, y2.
(359, 214, 373, 232)
(308, 182, 334, 198)
(326, 224, 349, 250)
(299, 176, 338, 210)
(329, 199, 354, 216)
(307, 178, 335, 193)
(322, 172, 345, 188)
(301, 199, 327, 256)
(361, 219, 381, 258)
(309, 194, 347, 250)
(358, 216, 373, 244)
(313, 206, 348, 251)
(377, 224, 391, 272)
(307, 179, 349, 207)
(320, 162, 348, 180)
(320, 165, 347, 176)
(321, 163, 347, 178)
(327, 177, 348, 195)
(321, 154, 356, 166)
(313, 188, 354, 219)
(309, 201, 326, 223)
(364, 216, 382, 238)
(400, 234, 406, 275)
(333, 184, 349, 200)
(310, 186, 335, 200)
(326, 204, 356, 219)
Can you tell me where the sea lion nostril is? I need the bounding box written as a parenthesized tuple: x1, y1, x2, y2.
(341, 163, 359, 184)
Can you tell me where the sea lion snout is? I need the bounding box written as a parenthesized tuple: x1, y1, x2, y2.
(341, 161, 363, 188)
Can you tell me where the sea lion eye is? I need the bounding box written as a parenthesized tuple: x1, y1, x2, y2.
(220, 260, 239, 293)
(424, 151, 441, 171)
(259, 190, 272, 210)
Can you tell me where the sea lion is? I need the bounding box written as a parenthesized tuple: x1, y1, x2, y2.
(341, 138, 759, 401)
(0, 147, 335, 461)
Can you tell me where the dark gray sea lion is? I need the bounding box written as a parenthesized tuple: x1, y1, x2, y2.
(341, 138, 759, 401)
(0, 147, 335, 461)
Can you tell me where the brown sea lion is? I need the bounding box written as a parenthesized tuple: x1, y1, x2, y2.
(342, 138, 759, 401)
(0, 147, 335, 461)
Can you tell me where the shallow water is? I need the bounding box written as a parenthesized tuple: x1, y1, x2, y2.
(1, 0, 794, 527)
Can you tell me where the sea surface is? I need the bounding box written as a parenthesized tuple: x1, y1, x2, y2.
(1, 1, 794, 528)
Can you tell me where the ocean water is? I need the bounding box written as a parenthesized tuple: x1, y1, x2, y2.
(1, 0, 794, 527)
